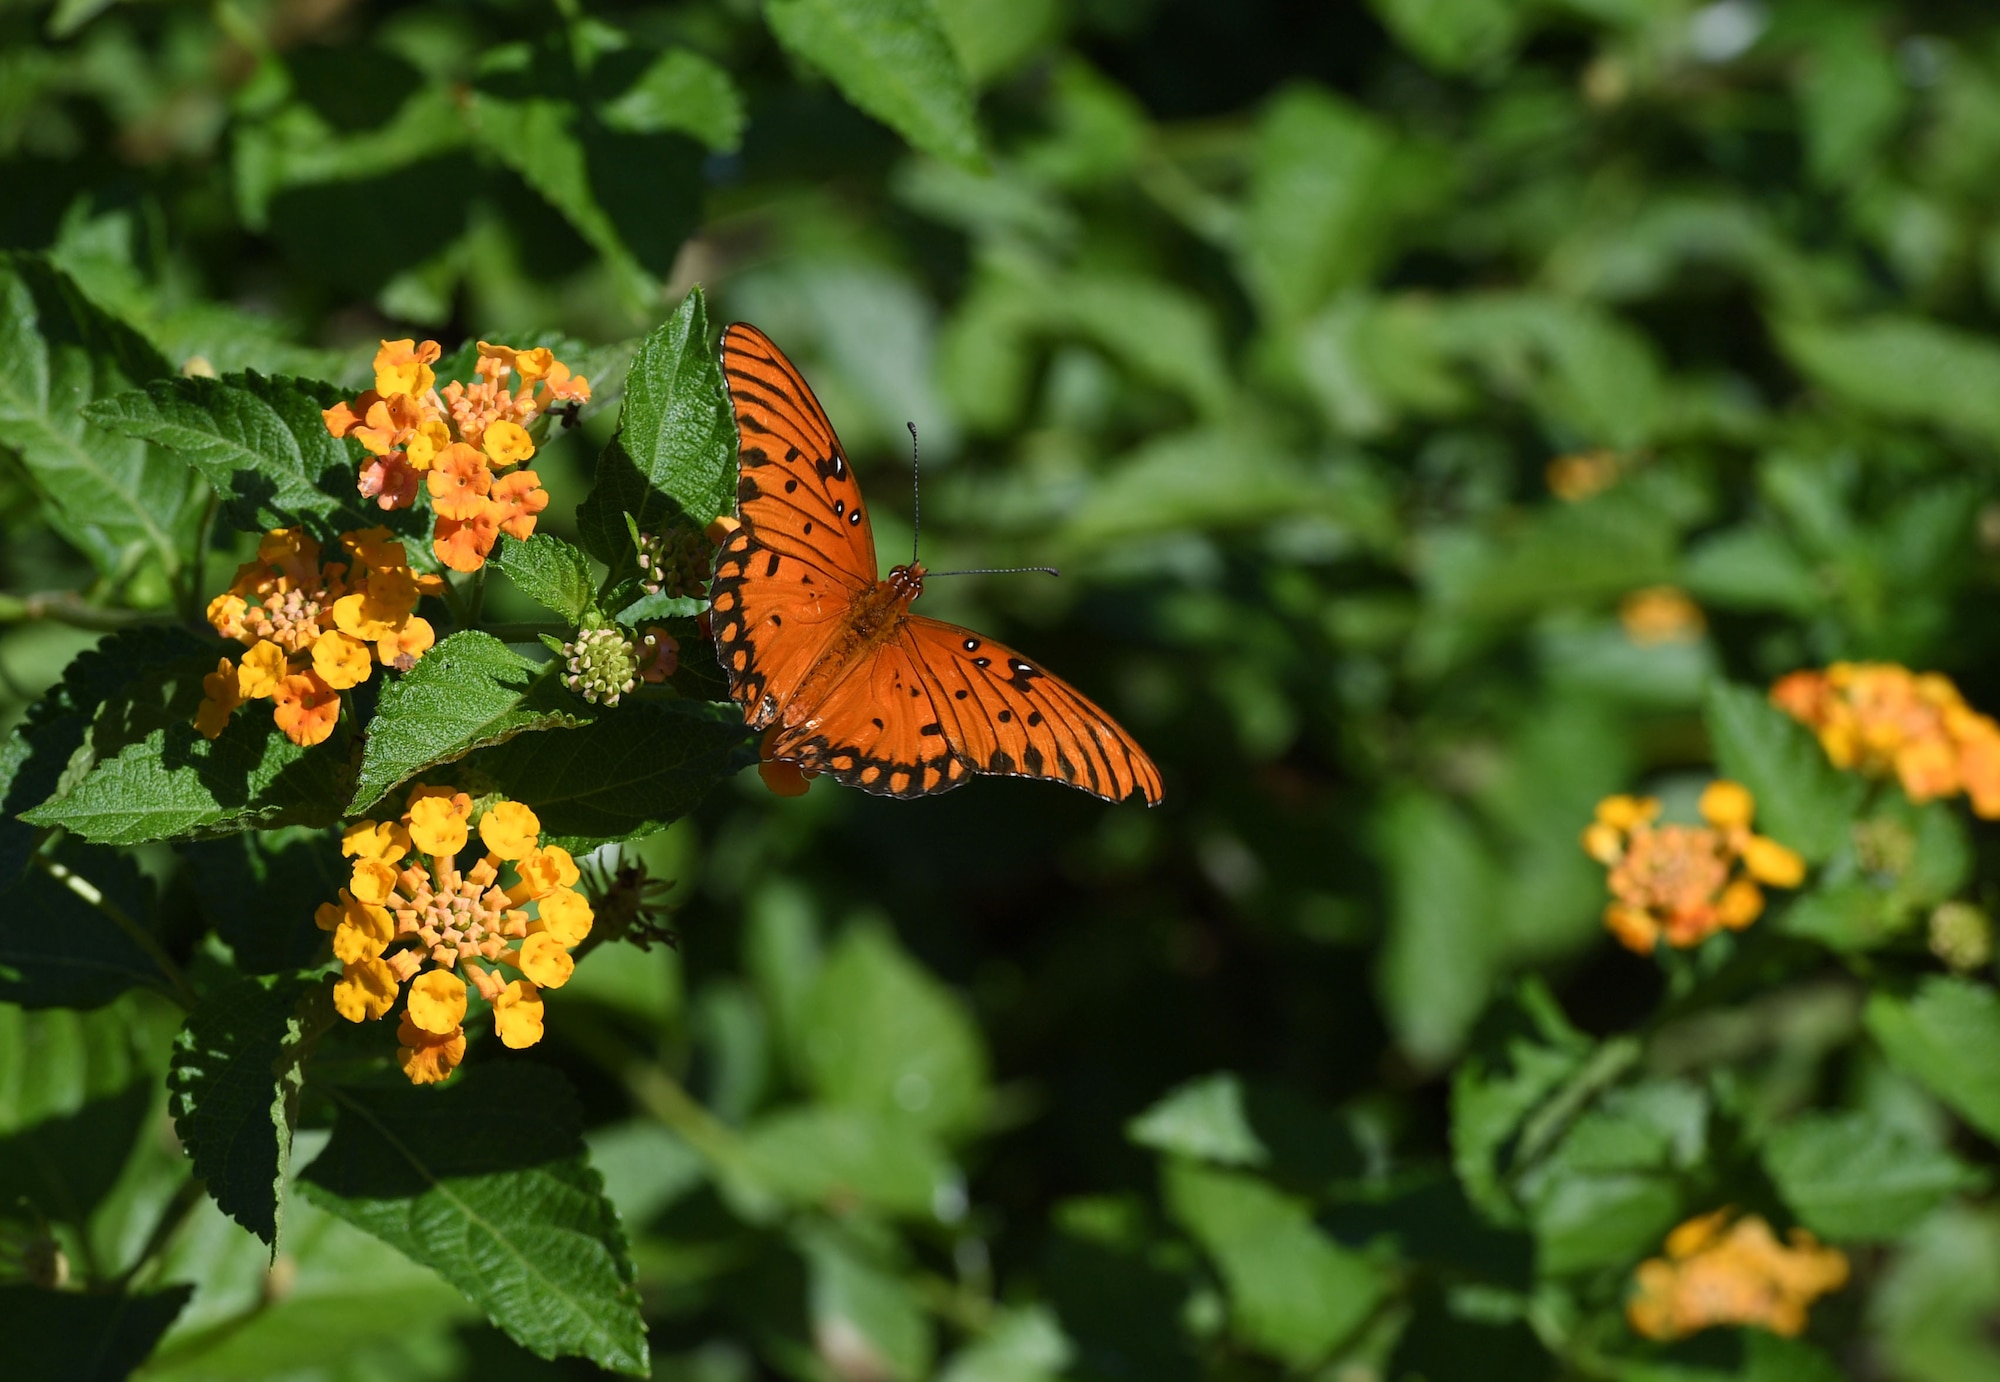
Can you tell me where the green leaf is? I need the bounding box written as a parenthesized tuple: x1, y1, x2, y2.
(23, 709, 349, 847)
(168, 974, 326, 1248)
(460, 699, 753, 851)
(765, 0, 984, 170)
(80, 372, 377, 536)
(1241, 86, 1403, 327)
(494, 533, 597, 624)
(0, 843, 169, 1009)
(1376, 791, 1500, 1068)
(1449, 980, 1594, 1221)
(1680, 526, 1824, 615)
(1765, 1110, 1977, 1242)
(938, 1305, 1073, 1382)
(351, 632, 590, 812)
(596, 47, 746, 152)
(180, 827, 345, 974)
(796, 922, 990, 1139)
(0, 1000, 152, 1228)
(1775, 315, 2000, 447)
(576, 287, 736, 567)
(800, 1225, 935, 1382)
(0, 252, 202, 582)
(1368, 0, 1520, 74)
(737, 1105, 955, 1218)
(297, 1064, 648, 1375)
(933, 0, 1058, 85)
(1868, 978, 2000, 1145)
(0, 1283, 193, 1382)
(1704, 680, 1864, 862)
(1162, 1159, 1386, 1367)
(1126, 1072, 1269, 1167)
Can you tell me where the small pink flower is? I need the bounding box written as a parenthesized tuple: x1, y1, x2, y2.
(359, 453, 420, 510)
(638, 628, 678, 683)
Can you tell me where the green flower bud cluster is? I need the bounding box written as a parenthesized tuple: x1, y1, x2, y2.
(1929, 901, 1993, 973)
(636, 526, 710, 599)
(562, 622, 638, 706)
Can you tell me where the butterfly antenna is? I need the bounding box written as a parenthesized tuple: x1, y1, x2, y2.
(907, 421, 921, 567)
(929, 566, 1062, 578)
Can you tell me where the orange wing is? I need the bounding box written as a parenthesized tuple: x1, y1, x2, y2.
(765, 614, 1163, 805)
(719, 323, 879, 587)
(714, 323, 882, 728)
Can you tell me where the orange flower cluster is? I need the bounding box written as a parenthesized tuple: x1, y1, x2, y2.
(1546, 448, 1622, 501)
(1620, 586, 1705, 646)
(1772, 663, 2000, 816)
(323, 790, 593, 1085)
(1628, 1210, 1849, 1341)
(1583, 782, 1807, 954)
(199, 529, 440, 747)
(322, 339, 588, 573)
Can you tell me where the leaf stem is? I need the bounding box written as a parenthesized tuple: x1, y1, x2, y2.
(181, 490, 220, 625)
(113, 1173, 207, 1292)
(33, 846, 198, 1011)
(0, 591, 181, 632)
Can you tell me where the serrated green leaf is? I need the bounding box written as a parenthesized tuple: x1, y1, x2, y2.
(494, 533, 597, 624)
(1126, 1073, 1268, 1167)
(1705, 680, 1865, 862)
(460, 699, 753, 851)
(24, 707, 348, 846)
(351, 631, 588, 812)
(765, 0, 983, 170)
(1450, 980, 1594, 1222)
(0, 252, 202, 583)
(577, 287, 736, 566)
(796, 922, 989, 1139)
(82, 371, 379, 536)
(1765, 1110, 1977, 1242)
(168, 974, 326, 1248)
(1868, 978, 2000, 1145)
(0, 1000, 152, 1227)
(1163, 1159, 1386, 1367)
(615, 591, 702, 623)
(297, 1064, 648, 1375)
(0, 1283, 192, 1382)
(0, 843, 169, 1009)
(737, 1105, 955, 1218)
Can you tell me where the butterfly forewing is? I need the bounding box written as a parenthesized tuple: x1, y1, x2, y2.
(709, 527, 854, 730)
(720, 323, 878, 587)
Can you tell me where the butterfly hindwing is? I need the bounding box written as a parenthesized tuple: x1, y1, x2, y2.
(720, 323, 878, 590)
(764, 633, 971, 797)
(709, 526, 856, 729)
(899, 616, 1163, 805)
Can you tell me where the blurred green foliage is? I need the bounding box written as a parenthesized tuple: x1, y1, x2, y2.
(8, 0, 2000, 1378)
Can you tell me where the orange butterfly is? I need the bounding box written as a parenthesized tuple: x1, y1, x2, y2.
(710, 323, 1163, 805)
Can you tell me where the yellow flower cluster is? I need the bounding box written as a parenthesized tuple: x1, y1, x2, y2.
(1772, 663, 2000, 816)
(322, 790, 593, 1085)
(322, 339, 589, 573)
(1583, 782, 1806, 954)
(198, 528, 440, 747)
(1546, 448, 1622, 501)
(1628, 1210, 1849, 1341)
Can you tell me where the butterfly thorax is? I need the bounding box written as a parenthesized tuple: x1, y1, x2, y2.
(780, 563, 927, 730)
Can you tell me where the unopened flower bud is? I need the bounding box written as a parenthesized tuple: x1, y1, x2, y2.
(1929, 902, 1993, 973)
(561, 624, 640, 706)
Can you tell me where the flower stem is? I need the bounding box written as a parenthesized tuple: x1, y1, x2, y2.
(0, 592, 181, 632)
(34, 845, 198, 1011)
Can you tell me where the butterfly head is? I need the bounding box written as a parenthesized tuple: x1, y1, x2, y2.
(886, 562, 927, 602)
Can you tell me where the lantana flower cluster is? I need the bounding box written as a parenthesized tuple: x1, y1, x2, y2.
(322, 339, 589, 573)
(198, 528, 440, 747)
(1583, 782, 1807, 954)
(1772, 662, 2000, 816)
(323, 789, 593, 1085)
(1627, 1209, 1849, 1341)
